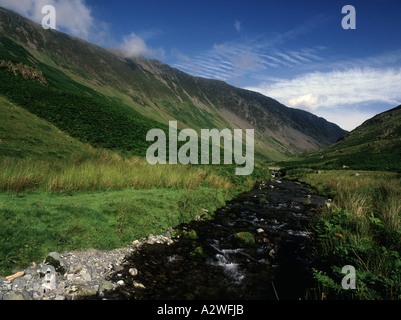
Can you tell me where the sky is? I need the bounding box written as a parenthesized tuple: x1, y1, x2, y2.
(1, 0, 401, 131)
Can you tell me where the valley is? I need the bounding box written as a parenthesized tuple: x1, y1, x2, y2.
(0, 5, 400, 301)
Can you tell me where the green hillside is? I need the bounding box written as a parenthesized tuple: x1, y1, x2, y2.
(0, 67, 170, 157)
(0, 95, 92, 160)
(277, 105, 401, 172)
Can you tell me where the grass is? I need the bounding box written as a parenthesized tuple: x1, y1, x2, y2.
(0, 150, 234, 194)
(0, 187, 229, 275)
(0, 146, 269, 276)
(0, 95, 91, 160)
(283, 169, 401, 300)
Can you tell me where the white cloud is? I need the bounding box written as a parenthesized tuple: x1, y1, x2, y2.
(120, 32, 165, 59)
(288, 93, 327, 112)
(249, 68, 401, 109)
(0, 0, 95, 39)
(246, 67, 401, 130)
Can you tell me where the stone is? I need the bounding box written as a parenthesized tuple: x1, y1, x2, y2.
(12, 278, 26, 290)
(113, 265, 124, 272)
(82, 272, 92, 282)
(69, 285, 97, 297)
(44, 252, 68, 274)
(133, 281, 146, 289)
(6, 290, 32, 300)
(129, 268, 138, 276)
(99, 280, 115, 294)
(269, 249, 276, 258)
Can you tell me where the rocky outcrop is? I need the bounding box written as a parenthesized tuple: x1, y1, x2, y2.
(0, 59, 48, 85)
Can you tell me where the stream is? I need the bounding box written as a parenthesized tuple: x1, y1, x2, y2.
(98, 172, 327, 300)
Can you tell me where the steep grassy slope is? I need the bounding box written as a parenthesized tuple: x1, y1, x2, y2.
(0, 67, 171, 157)
(0, 7, 347, 162)
(0, 96, 91, 159)
(278, 105, 401, 172)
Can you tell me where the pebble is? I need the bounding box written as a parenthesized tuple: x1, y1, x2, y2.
(0, 233, 175, 300)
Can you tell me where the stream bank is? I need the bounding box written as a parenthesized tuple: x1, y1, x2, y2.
(0, 172, 327, 300)
(97, 172, 327, 300)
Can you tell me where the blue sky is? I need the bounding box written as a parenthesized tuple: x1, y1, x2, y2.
(1, 0, 401, 130)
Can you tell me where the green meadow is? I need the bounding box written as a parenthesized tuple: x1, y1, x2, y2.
(0, 187, 229, 275)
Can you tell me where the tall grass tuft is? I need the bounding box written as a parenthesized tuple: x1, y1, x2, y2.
(0, 149, 234, 194)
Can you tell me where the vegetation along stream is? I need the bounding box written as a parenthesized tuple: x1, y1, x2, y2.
(96, 172, 327, 300)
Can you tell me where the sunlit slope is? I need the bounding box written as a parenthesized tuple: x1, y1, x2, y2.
(278, 105, 401, 172)
(0, 96, 91, 159)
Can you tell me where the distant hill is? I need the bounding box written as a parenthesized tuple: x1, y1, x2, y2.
(278, 105, 401, 172)
(0, 7, 347, 162)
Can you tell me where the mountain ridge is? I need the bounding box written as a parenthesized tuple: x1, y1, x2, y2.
(0, 6, 347, 161)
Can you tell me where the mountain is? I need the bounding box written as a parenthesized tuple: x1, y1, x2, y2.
(0, 7, 347, 162)
(278, 105, 401, 172)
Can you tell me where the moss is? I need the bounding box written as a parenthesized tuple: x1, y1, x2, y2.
(189, 246, 205, 258)
(234, 232, 255, 247)
(187, 229, 198, 240)
(180, 229, 198, 240)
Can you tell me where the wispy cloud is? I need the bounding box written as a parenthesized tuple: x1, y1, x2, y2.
(170, 13, 329, 85)
(172, 41, 324, 84)
(246, 67, 401, 130)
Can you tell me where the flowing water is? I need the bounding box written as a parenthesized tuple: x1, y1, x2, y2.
(100, 172, 327, 300)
